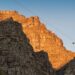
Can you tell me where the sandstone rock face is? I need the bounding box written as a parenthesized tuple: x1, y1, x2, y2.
(0, 10, 75, 70)
(0, 18, 54, 75)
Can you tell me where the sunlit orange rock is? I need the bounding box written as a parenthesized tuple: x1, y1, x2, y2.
(0, 10, 75, 70)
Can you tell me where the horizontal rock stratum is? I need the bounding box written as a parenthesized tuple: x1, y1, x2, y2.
(0, 10, 75, 70)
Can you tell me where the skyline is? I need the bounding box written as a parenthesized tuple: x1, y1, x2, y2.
(0, 0, 75, 51)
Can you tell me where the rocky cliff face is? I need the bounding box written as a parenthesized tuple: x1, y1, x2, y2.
(0, 10, 75, 70)
(0, 18, 55, 75)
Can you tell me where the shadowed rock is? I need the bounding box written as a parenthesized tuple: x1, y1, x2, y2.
(0, 18, 55, 75)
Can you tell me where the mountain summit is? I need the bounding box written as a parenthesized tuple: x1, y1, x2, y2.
(0, 10, 75, 70)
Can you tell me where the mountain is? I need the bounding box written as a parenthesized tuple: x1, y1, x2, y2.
(0, 10, 75, 70)
(0, 18, 55, 75)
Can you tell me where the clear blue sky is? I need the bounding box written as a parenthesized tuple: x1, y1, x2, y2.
(0, 0, 75, 52)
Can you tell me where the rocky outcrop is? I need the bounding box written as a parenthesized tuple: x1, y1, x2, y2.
(0, 10, 75, 70)
(0, 18, 54, 75)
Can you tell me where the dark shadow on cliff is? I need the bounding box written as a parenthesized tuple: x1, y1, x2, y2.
(0, 18, 55, 75)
